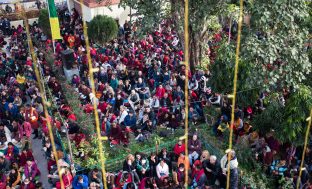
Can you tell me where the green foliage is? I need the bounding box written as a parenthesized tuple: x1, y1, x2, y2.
(242, 0, 311, 91)
(252, 95, 284, 136)
(88, 15, 118, 44)
(237, 146, 274, 189)
(209, 38, 236, 93)
(208, 37, 259, 107)
(38, 9, 51, 37)
(278, 176, 294, 189)
(252, 85, 312, 145)
(280, 85, 312, 145)
(62, 83, 95, 137)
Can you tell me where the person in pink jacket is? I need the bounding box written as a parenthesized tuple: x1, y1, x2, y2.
(18, 121, 32, 148)
(22, 121, 32, 140)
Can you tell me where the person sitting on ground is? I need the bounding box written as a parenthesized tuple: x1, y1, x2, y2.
(88, 168, 103, 189)
(177, 152, 190, 171)
(123, 154, 140, 183)
(270, 159, 288, 176)
(0, 153, 10, 173)
(4, 142, 19, 161)
(158, 148, 172, 169)
(124, 110, 137, 132)
(128, 90, 140, 111)
(200, 150, 210, 163)
(188, 107, 199, 125)
(135, 154, 150, 179)
(173, 163, 186, 186)
(188, 134, 201, 166)
(20, 178, 35, 189)
(19, 147, 34, 167)
(72, 174, 89, 189)
(109, 122, 123, 146)
(7, 167, 21, 188)
(190, 163, 206, 189)
(55, 168, 73, 189)
(173, 139, 185, 160)
(156, 158, 169, 182)
(23, 158, 40, 183)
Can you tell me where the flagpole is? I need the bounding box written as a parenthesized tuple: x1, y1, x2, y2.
(52, 39, 56, 54)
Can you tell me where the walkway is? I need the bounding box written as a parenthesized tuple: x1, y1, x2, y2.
(31, 137, 50, 188)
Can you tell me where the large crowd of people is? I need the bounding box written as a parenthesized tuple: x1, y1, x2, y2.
(0, 4, 311, 189)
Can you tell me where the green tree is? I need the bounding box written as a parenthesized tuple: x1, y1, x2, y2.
(252, 85, 312, 145)
(251, 94, 284, 136)
(208, 36, 259, 107)
(280, 85, 312, 145)
(88, 15, 118, 45)
(38, 9, 51, 37)
(242, 0, 311, 91)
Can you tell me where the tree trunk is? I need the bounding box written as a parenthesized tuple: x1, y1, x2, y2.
(189, 27, 205, 72)
(170, 0, 185, 50)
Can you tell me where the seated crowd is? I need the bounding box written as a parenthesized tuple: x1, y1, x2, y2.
(0, 5, 310, 189)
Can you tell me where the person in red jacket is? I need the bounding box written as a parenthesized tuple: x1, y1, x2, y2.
(173, 139, 185, 159)
(55, 168, 73, 189)
(109, 122, 122, 145)
(20, 178, 35, 189)
(155, 85, 166, 98)
(19, 147, 34, 167)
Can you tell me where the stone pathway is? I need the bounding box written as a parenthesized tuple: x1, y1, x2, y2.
(31, 137, 51, 189)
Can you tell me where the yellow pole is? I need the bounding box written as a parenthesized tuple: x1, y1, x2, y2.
(79, 0, 108, 188)
(183, 0, 189, 187)
(226, 0, 244, 189)
(296, 109, 312, 189)
(21, 2, 65, 189)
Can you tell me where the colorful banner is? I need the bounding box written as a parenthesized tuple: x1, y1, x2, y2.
(47, 0, 61, 40)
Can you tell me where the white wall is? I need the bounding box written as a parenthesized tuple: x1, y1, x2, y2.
(70, 0, 131, 25)
(90, 4, 131, 25)
(0, 1, 38, 11)
(10, 18, 38, 27)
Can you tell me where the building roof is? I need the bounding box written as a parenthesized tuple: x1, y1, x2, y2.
(81, 0, 120, 8)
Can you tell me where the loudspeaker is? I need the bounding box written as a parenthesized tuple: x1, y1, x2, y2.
(61, 49, 75, 70)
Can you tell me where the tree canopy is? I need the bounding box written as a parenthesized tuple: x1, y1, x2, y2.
(38, 9, 51, 37)
(252, 85, 312, 145)
(242, 0, 311, 91)
(88, 15, 118, 45)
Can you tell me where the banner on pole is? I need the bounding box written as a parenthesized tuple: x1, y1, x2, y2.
(48, 0, 62, 40)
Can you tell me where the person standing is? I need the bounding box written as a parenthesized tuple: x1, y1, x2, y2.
(220, 150, 239, 189)
(22, 104, 39, 139)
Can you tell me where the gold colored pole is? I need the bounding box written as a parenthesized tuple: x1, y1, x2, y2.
(226, 0, 244, 189)
(296, 109, 312, 189)
(21, 2, 65, 189)
(183, 0, 189, 188)
(79, 0, 108, 188)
